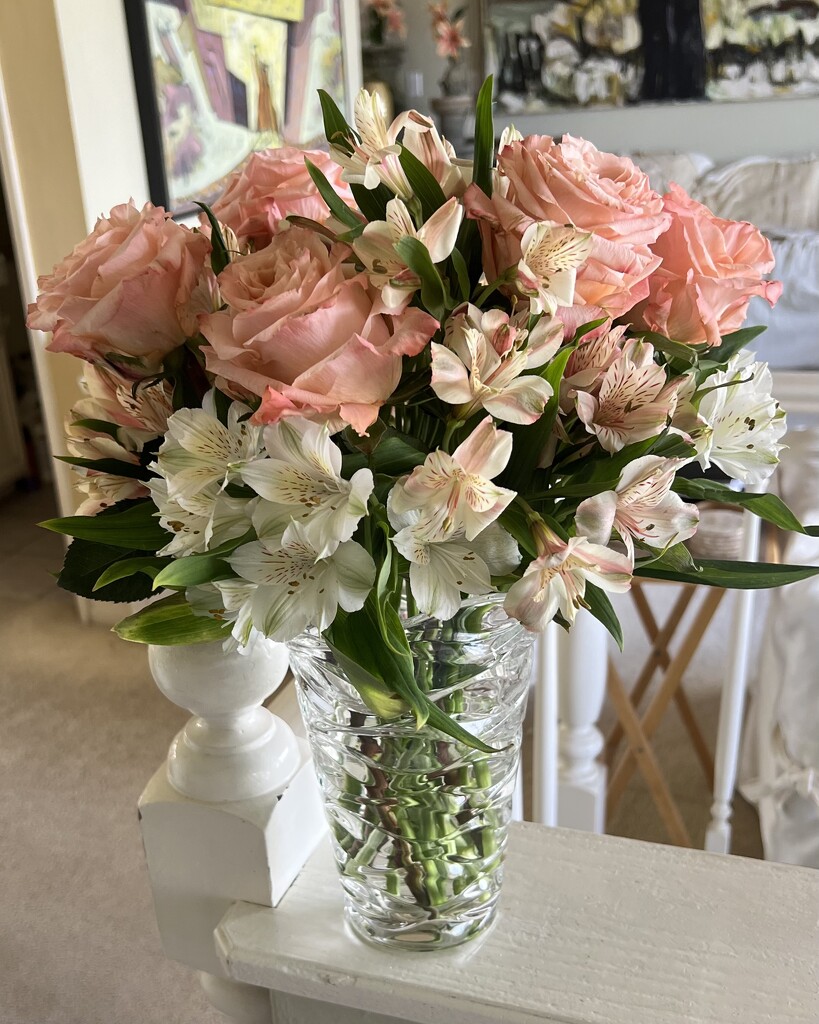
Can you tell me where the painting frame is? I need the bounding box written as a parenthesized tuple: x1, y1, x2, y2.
(123, 0, 361, 217)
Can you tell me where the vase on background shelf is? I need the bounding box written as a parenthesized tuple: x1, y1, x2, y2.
(288, 597, 534, 951)
(430, 93, 474, 157)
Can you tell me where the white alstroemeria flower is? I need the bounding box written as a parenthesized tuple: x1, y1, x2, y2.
(515, 222, 593, 315)
(148, 478, 253, 556)
(239, 417, 373, 559)
(154, 391, 263, 502)
(575, 456, 699, 560)
(560, 323, 626, 411)
(431, 304, 562, 424)
(227, 520, 375, 643)
(695, 351, 787, 485)
(498, 124, 523, 152)
(388, 490, 520, 621)
(576, 340, 679, 453)
(504, 524, 632, 631)
(391, 417, 516, 541)
(353, 197, 463, 310)
(397, 109, 470, 197)
(187, 579, 257, 651)
(331, 89, 412, 198)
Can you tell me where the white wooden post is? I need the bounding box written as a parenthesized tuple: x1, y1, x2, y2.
(530, 623, 559, 826)
(705, 509, 762, 853)
(138, 637, 327, 1021)
(556, 611, 609, 833)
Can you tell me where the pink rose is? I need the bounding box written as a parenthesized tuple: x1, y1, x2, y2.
(210, 147, 354, 250)
(27, 201, 210, 370)
(464, 135, 670, 326)
(633, 184, 782, 347)
(199, 226, 438, 433)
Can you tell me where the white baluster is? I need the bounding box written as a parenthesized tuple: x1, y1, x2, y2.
(138, 635, 327, 1018)
(531, 623, 560, 826)
(557, 611, 608, 833)
(705, 510, 762, 854)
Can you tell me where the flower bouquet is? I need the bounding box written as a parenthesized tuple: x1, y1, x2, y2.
(31, 79, 819, 949)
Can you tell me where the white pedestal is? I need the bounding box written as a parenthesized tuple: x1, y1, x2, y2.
(139, 636, 327, 981)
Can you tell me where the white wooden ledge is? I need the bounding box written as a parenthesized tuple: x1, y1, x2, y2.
(215, 822, 819, 1024)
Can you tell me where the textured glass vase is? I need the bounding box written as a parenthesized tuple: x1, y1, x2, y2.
(288, 597, 534, 951)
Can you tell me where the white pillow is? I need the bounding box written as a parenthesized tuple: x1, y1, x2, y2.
(694, 156, 819, 232)
(629, 151, 714, 195)
(745, 230, 819, 370)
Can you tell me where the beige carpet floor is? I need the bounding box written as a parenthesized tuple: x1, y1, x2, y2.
(0, 487, 761, 1023)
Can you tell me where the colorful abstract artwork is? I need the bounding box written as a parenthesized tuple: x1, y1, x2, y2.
(126, 0, 348, 214)
(486, 0, 819, 114)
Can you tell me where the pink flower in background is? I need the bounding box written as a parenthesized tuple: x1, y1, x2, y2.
(27, 201, 210, 370)
(435, 17, 470, 59)
(466, 135, 669, 327)
(633, 184, 781, 347)
(385, 6, 407, 37)
(576, 340, 679, 452)
(428, 2, 449, 27)
(199, 226, 437, 434)
(211, 147, 355, 251)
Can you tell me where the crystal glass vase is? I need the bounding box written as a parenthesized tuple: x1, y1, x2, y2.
(288, 597, 535, 951)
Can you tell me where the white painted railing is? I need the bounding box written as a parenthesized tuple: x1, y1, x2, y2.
(139, 637, 819, 1024)
(215, 823, 819, 1024)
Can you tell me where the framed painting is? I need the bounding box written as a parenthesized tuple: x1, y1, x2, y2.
(124, 0, 360, 216)
(483, 0, 819, 115)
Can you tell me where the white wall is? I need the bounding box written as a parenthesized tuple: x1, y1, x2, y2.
(507, 97, 819, 164)
(54, 0, 150, 229)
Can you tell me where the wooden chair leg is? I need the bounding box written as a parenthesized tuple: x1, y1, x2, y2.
(604, 585, 696, 767)
(607, 587, 726, 814)
(673, 687, 715, 789)
(606, 661, 692, 847)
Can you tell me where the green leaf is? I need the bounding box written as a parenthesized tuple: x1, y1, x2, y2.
(93, 555, 169, 591)
(318, 88, 356, 153)
(505, 343, 576, 489)
(70, 418, 121, 438)
(56, 455, 151, 481)
(572, 317, 608, 342)
(41, 498, 168, 551)
(450, 247, 471, 302)
(632, 330, 697, 365)
(420, 696, 494, 754)
(304, 158, 362, 229)
(584, 583, 623, 650)
(152, 552, 234, 590)
(393, 236, 447, 319)
(114, 593, 232, 645)
(650, 433, 697, 459)
(499, 502, 538, 560)
(398, 147, 447, 220)
(706, 325, 766, 365)
(57, 538, 160, 603)
(635, 558, 819, 589)
(351, 182, 392, 223)
(472, 76, 495, 198)
(639, 541, 697, 573)
(194, 202, 230, 275)
(673, 478, 819, 536)
(342, 430, 427, 477)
